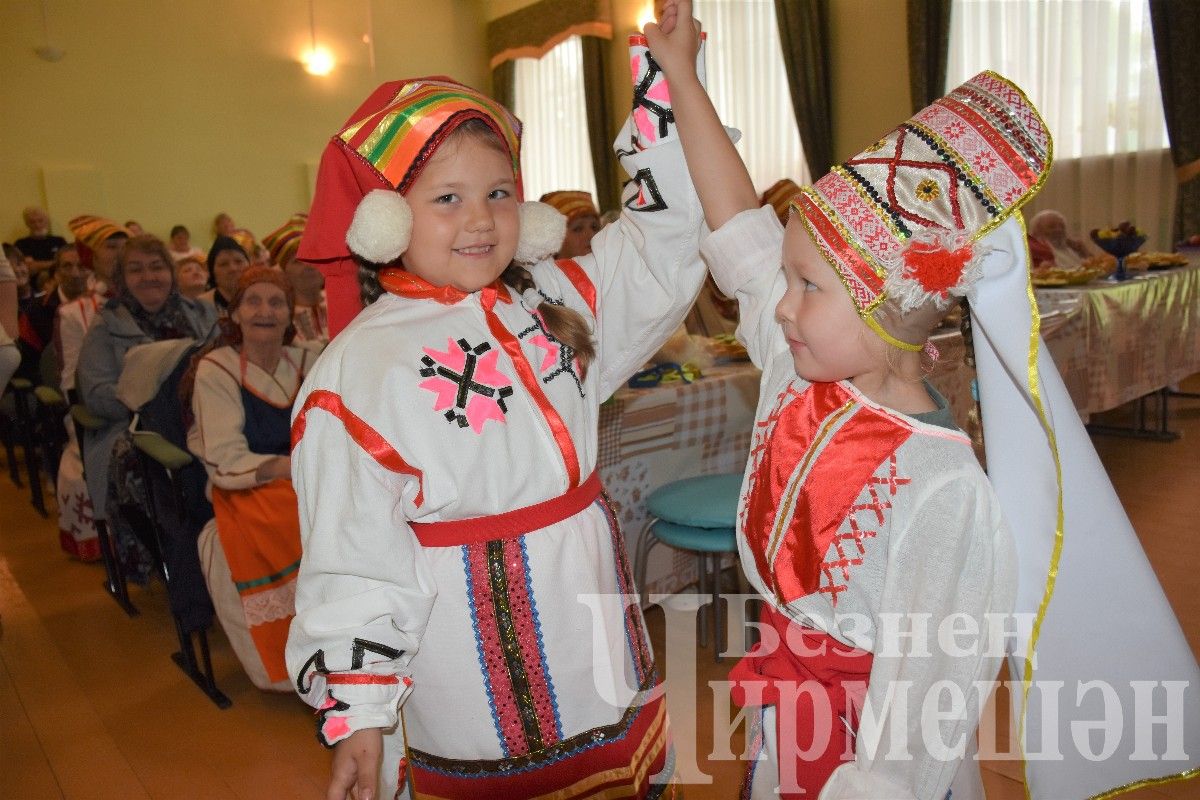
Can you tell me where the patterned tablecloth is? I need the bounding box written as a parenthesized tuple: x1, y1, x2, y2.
(1035, 261, 1200, 415)
(598, 363, 759, 595)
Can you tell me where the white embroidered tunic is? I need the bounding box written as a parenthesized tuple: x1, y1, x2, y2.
(286, 134, 706, 796)
(702, 206, 1017, 800)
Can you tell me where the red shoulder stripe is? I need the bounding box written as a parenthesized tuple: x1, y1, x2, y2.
(554, 258, 597, 318)
(291, 389, 425, 507)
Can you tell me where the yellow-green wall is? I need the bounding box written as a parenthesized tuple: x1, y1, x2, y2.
(1, 0, 912, 249)
(0, 0, 489, 247)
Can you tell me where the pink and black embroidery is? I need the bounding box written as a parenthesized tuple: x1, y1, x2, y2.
(518, 297, 584, 396)
(295, 638, 405, 748)
(624, 168, 667, 213)
(419, 337, 515, 432)
(631, 50, 674, 146)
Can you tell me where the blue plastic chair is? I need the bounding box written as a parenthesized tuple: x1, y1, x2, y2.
(633, 473, 743, 660)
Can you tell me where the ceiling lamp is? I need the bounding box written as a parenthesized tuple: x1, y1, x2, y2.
(302, 0, 335, 76)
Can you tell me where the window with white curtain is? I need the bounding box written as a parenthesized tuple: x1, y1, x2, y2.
(513, 36, 597, 203)
(946, 0, 1175, 246)
(947, 0, 1168, 158)
(693, 0, 811, 190)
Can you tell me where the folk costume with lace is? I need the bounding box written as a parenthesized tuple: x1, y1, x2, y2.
(287, 48, 712, 800)
(189, 344, 314, 687)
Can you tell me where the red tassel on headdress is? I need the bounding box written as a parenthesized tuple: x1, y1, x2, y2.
(901, 238, 974, 299)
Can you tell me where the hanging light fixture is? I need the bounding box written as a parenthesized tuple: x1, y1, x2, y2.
(301, 0, 335, 76)
(34, 0, 65, 62)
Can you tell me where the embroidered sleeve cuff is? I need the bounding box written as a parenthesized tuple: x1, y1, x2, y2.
(314, 671, 413, 748)
(816, 763, 917, 800)
(701, 205, 785, 299)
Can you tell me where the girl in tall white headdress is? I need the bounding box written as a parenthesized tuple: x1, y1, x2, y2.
(649, 2, 1200, 798)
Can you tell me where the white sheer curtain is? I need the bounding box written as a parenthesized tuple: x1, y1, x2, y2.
(513, 36, 597, 203)
(947, 0, 1175, 249)
(693, 0, 811, 191)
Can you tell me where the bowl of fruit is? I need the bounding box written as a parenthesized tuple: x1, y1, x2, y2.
(1091, 222, 1147, 281)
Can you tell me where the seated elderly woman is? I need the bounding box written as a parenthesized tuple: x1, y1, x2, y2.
(185, 267, 315, 691)
(77, 235, 217, 575)
(1029, 209, 1093, 268)
(199, 236, 249, 316)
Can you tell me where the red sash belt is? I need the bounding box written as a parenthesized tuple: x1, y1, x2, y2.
(729, 604, 874, 798)
(409, 470, 602, 547)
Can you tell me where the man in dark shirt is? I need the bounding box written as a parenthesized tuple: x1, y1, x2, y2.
(15, 206, 68, 284)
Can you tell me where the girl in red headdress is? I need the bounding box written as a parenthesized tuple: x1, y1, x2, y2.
(285, 8, 718, 799)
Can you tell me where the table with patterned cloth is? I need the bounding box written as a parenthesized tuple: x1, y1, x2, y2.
(599, 362, 759, 596)
(1035, 260, 1200, 415)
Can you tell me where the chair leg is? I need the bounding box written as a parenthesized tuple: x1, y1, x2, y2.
(633, 520, 658, 607)
(170, 618, 232, 710)
(141, 457, 231, 710)
(94, 518, 138, 617)
(13, 392, 46, 516)
(712, 553, 724, 663)
(696, 553, 709, 650)
(1, 415, 22, 487)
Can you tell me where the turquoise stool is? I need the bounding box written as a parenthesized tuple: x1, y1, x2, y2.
(633, 473, 743, 660)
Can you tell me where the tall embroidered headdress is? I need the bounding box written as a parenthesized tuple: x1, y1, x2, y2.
(793, 71, 1050, 350)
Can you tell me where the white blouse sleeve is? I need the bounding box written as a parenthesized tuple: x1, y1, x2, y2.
(699, 205, 788, 370)
(560, 133, 708, 400)
(187, 357, 273, 491)
(285, 390, 436, 745)
(820, 470, 1013, 800)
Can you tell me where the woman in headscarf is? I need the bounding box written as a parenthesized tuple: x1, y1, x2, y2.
(77, 235, 217, 576)
(184, 267, 316, 691)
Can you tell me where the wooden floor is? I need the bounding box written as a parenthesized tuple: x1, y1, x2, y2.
(2, 379, 1198, 799)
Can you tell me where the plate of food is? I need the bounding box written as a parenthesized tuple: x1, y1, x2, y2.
(1127, 251, 1188, 271)
(708, 333, 749, 362)
(1031, 256, 1113, 287)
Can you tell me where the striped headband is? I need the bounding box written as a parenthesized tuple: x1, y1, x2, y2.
(336, 78, 523, 195)
(68, 215, 130, 250)
(262, 213, 308, 266)
(538, 191, 599, 222)
(792, 71, 1051, 347)
(760, 178, 802, 225)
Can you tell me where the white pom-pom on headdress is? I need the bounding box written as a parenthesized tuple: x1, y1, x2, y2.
(514, 201, 566, 265)
(345, 189, 412, 264)
(884, 229, 987, 313)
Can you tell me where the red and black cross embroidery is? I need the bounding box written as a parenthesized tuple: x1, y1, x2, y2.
(624, 168, 667, 213)
(419, 338, 515, 433)
(518, 296, 584, 397)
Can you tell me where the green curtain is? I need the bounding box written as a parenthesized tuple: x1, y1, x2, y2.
(1149, 0, 1200, 242)
(907, 0, 952, 112)
(581, 36, 619, 214)
(773, 0, 834, 178)
(491, 61, 516, 113)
